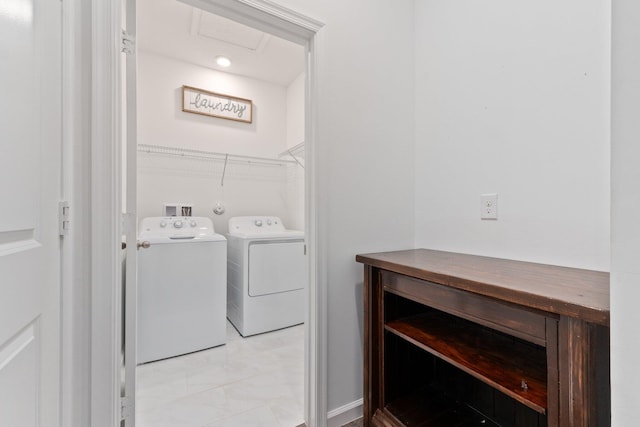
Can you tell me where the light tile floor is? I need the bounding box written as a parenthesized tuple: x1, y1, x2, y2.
(136, 321, 304, 427)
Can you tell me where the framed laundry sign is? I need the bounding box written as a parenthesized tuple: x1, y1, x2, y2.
(182, 85, 253, 123)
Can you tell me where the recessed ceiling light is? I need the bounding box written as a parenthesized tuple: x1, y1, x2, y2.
(215, 56, 231, 67)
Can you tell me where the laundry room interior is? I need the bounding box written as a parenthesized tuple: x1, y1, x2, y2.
(132, 0, 308, 426)
(136, 3, 306, 233)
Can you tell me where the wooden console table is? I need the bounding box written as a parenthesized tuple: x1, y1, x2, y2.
(356, 249, 610, 427)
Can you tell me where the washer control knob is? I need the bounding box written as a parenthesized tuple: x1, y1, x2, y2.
(254, 219, 263, 227)
(174, 220, 184, 229)
(190, 220, 197, 227)
(160, 220, 167, 228)
(266, 219, 272, 225)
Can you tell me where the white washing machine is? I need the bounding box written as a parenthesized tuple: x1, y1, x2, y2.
(137, 216, 227, 364)
(226, 216, 306, 337)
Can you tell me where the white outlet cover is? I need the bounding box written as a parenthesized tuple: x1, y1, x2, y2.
(480, 193, 498, 220)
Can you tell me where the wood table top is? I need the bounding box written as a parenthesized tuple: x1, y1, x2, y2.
(356, 249, 610, 326)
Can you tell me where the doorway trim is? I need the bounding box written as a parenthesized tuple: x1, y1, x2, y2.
(89, 0, 326, 426)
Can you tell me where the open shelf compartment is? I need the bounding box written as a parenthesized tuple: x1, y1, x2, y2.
(383, 327, 549, 427)
(381, 385, 504, 427)
(384, 292, 548, 416)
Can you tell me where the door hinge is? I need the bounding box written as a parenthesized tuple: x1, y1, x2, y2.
(122, 212, 136, 234)
(121, 396, 134, 421)
(59, 201, 70, 236)
(121, 30, 135, 55)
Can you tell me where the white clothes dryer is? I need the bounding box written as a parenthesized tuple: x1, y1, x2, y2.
(226, 216, 305, 337)
(137, 216, 226, 364)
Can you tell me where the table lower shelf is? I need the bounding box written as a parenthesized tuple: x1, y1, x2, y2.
(378, 386, 503, 427)
(385, 311, 547, 414)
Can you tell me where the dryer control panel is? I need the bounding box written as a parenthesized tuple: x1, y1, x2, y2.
(228, 216, 286, 235)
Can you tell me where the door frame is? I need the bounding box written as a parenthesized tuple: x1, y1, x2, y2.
(88, 0, 326, 426)
(89, 0, 123, 426)
(60, 1, 93, 426)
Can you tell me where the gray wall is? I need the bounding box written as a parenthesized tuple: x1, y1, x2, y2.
(413, 0, 610, 270)
(611, 0, 640, 425)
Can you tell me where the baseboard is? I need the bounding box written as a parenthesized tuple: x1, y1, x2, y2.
(327, 398, 363, 427)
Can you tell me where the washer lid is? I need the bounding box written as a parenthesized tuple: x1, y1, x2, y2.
(227, 216, 303, 238)
(139, 216, 226, 243)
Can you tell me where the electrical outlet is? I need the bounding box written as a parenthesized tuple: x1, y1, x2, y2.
(480, 193, 498, 220)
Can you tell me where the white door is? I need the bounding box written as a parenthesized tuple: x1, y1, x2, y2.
(0, 1, 62, 427)
(249, 240, 306, 296)
(122, 0, 139, 424)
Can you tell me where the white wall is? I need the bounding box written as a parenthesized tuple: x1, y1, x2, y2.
(263, 0, 417, 413)
(611, 0, 640, 424)
(137, 52, 304, 233)
(286, 72, 305, 149)
(413, 0, 610, 271)
(138, 51, 288, 157)
(284, 158, 304, 232)
(285, 72, 305, 230)
(138, 154, 299, 233)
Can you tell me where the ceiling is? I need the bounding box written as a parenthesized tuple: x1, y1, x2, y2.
(137, 0, 305, 86)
